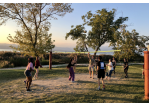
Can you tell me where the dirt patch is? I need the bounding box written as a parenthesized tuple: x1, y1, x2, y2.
(0, 73, 130, 102)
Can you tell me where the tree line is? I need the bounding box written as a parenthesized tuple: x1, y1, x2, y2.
(0, 3, 148, 61)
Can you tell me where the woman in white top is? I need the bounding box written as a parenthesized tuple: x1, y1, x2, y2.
(105, 59, 114, 80)
(24, 57, 35, 92)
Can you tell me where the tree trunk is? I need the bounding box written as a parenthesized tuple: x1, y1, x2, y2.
(94, 47, 99, 58)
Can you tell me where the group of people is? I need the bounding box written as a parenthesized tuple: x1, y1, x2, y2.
(67, 52, 129, 90)
(24, 56, 42, 92)
(24, 53, 129, 92)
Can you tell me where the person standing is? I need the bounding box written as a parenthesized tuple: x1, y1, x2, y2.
(96, 56, 106, 90)
(124, 58, 129, 78)
(24, 57, 35, 92)
(34, 56, 42, 79)
(88, 52, 95, 79)
(67, 58, 75, 82)
(106, 59, 114, 80)
(112, 57, 116, 76)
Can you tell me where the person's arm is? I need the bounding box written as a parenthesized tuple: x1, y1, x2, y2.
(124, 62, 128, 69)
(39, 60, 42, 68)
(110, 62, 112, 67)
(106, 63, 112, 67)
(96, 66, 98, 75)
(29, 63, 34, 72)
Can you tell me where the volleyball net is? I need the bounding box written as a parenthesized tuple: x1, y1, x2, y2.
(53, 50, 121, 54)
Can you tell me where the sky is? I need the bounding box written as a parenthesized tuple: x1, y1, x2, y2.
(0, 1, 149, 52)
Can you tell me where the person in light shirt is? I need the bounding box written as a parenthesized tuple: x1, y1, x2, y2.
(105, 59, 114, 80)
(24, 57, 35, 92)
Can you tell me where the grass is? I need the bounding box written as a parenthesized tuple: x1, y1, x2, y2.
(0, 65, 149, 103)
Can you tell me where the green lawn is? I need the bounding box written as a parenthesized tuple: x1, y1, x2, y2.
(0, 65, 149, 103)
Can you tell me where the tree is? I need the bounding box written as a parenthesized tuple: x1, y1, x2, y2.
(109, 25, 149, 61)
(8, 27, 55, 56)
(65, 8, 128, 57)
(0, 3, 73, 56)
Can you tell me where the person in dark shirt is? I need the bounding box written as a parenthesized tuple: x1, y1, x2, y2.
(124, 58, 129, 78)
(112, 57, 116, 76)
(67, 58, 75, 82)
(96, 56, 106, 90)
(33, 56, 42, 79)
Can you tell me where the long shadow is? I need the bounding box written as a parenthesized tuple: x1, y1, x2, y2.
(40, 92, 149, 103)
(76, 80, 96, 84)
(104, 88, 144, 94)
(88, 95, 149, 103)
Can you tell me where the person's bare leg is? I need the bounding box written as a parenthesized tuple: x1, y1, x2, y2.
(34, 69, 37, 79)
(102, 78, 105, 90)
(97, 78, 100, 90)
(28, 76, 32, 89)
(98, 78, 100, 87)
(26, 77, 29, 89)
(92, 70, 94, 79)
(89, 70, 91, 78)
(36, 68, 39, 79)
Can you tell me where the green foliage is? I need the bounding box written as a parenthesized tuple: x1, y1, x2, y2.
(66, 8, 128, 56)
(7, 29, 55, 57)
(0, 3, 73, 57)
(110, 25, 149, 61)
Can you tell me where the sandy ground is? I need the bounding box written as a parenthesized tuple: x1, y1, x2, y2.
(0, 73, 130, 103)
(32, 73, 120, 93)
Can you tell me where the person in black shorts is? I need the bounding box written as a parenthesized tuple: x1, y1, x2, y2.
(124, 58, 129, 78)
(96, 56, 106, 90)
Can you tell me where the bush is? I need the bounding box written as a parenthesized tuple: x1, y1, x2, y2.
(9, 57, 28, 67)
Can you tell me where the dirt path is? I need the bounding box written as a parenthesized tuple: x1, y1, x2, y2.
(0, 73, 129, 102)
(32, 73, 120, 93)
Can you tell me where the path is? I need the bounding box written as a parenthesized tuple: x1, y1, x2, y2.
(0, 63, 143, 70)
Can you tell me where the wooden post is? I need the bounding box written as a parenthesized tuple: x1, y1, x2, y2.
(144, 51, 149, 100)
(49, 51, 52, 69)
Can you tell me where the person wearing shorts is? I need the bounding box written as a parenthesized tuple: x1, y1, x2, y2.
(34, 56, 42, 79)
(88, 52, 95, 79)
(124, 58, 129, 78)
(96, 56, 106, 90)
(24, 57, 35, 92)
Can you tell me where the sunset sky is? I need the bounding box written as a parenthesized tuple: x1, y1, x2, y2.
(0, 1, 149, 50)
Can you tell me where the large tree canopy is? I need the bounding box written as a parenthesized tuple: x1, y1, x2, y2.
(109, 25, 149, 61)
(65, 8, 128, 57)
(0, 3, 73, 56)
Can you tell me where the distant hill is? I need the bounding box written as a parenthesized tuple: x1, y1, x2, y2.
(0, 43, 113, 54)
(0, 43, 18, 49)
